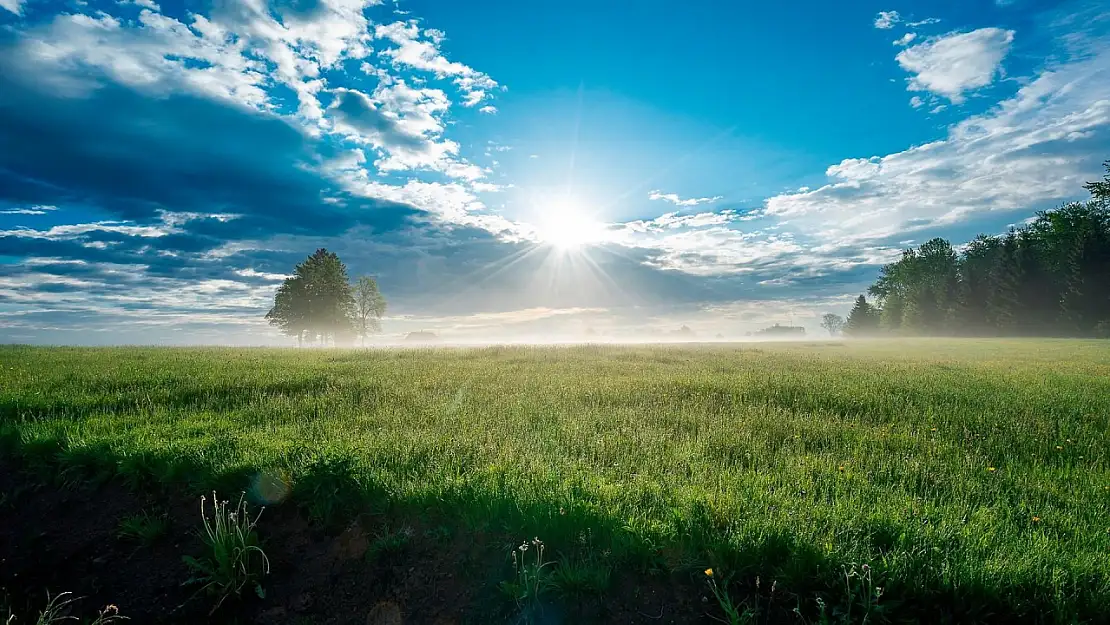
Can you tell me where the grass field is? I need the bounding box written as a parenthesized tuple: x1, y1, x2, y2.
(2, 339, 1110, 622)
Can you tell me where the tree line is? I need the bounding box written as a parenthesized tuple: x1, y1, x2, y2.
(841, 161, 1110, 338)
(265, 249, 387, 346)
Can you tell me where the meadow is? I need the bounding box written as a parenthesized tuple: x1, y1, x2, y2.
(2, 339, 1109, 623)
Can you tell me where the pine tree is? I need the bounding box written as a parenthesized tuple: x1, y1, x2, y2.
(845, 295, 880, 337)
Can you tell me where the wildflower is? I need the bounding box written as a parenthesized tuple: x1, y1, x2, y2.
(838, 465, 845, 472)
(1056, 446, 1063, 451)
(705, 568, 714, 577)
(1032, 516, 1041, 523)
(559, 507, 566, 515)
(987, 467, 996, 472)
(930, 427, 937, 432)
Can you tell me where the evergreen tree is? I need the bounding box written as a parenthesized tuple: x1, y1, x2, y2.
(857, 160, 1110, 338)
(845, 295, 881, 336)
(266, 249, 355, 345)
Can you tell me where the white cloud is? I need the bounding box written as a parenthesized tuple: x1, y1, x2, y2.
(896, 28, 1015, 103)
(461, 90, 485, 107)
(877, 12, 939, 30)
(909, 96, 925, 108)
(0, 0, 23, 16)
(326, 81, 486, 180)
(762, 44, 1110, 244)
(648, 190, 722, 206)
(478, 105, 497, 114)
(1, 221, 171, 239)
(874, 11, 901, 29)
(893, 33, 917, 46)
(0, 205, 58, 215)
(374, 20, 498, 107)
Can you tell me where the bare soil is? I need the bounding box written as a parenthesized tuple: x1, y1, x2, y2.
(0, 462, 717, 624)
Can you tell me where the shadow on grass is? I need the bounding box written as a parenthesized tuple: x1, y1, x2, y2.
(1, 426, 1105, 623)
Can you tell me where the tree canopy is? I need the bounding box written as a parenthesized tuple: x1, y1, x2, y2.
(851, 161, 1110, 338)
(353, 276, 387, 345)
(820, 313, 845, 336)
(265, 249, 380, 345)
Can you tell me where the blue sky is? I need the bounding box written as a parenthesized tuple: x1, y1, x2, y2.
(0, 0, 1107, 343)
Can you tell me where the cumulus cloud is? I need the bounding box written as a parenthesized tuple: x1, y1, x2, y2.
(763, 44, 1110, 244)
(374, 20, 499, 106)
(648, 190, 722, 206)
(874, 11, 901, 29)
(896, 28, 1015, 103)
(893, 33, 917, 46)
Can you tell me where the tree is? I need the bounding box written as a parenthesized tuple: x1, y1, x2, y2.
(855, 158, 1110, 338)
(986, 232, 1022, 333)
(266, 249, 355, 345)
(844, 295, 881, 337)
(353, 276, 387, 346)
(1083, 160, 1110, 205)
(820, 313, 845, 336)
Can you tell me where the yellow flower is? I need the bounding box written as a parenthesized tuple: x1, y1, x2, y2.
(705, 568, 714, 577)
(930, 427, 937, 432)
(838, 465, 845, 472)
(1032, 516, 1041, 523)
(987, 467, 996, 472)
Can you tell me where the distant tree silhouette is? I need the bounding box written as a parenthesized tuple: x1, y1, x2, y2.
(820, 313, 845, 336)
(353, 276, 387, 346)
(266, 249, 355, 345)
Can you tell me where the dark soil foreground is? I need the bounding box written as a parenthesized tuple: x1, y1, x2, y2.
(0, 462, 715, 625)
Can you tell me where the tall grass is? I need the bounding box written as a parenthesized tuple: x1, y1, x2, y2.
(2, 339, 1109, 620)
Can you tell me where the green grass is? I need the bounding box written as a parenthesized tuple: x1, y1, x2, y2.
(2, 340, 1110, 621)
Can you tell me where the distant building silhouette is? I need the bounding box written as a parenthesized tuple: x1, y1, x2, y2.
(754, 323, 805, 337)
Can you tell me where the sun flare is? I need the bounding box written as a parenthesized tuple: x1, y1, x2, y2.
(534, 200, 605, 251)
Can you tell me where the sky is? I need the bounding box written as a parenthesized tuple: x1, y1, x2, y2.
(0, 0, 1108, 344)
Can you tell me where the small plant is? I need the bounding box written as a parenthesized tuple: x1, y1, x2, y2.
(501, 538, 554, 609)
(704, 569, 760, 625)
(182, 492, 270, 614)
(366, 527, 413, 562)
(117, 512, 168, 545)
(819, 563, 885, 624)
(16, 592, 127, 625)
(550, 555, 611, 599)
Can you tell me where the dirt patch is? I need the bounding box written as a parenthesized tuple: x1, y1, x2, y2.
(0, 462, 713, 624)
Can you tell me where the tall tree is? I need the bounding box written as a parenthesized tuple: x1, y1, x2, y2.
(265, 275, 309, 346)
(858, 159, 1110, 338)
(844, 295, 881, 337)
(820, 313, 846, 336)
(987, 232, 1023, 334)
(266, 249, 355, 345)
(353, 276, 388, 346)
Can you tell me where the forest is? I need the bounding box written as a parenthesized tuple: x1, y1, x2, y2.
(845, 161, 1110, 337)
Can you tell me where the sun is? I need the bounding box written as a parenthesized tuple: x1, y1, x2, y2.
(534, 199, 605, 251)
